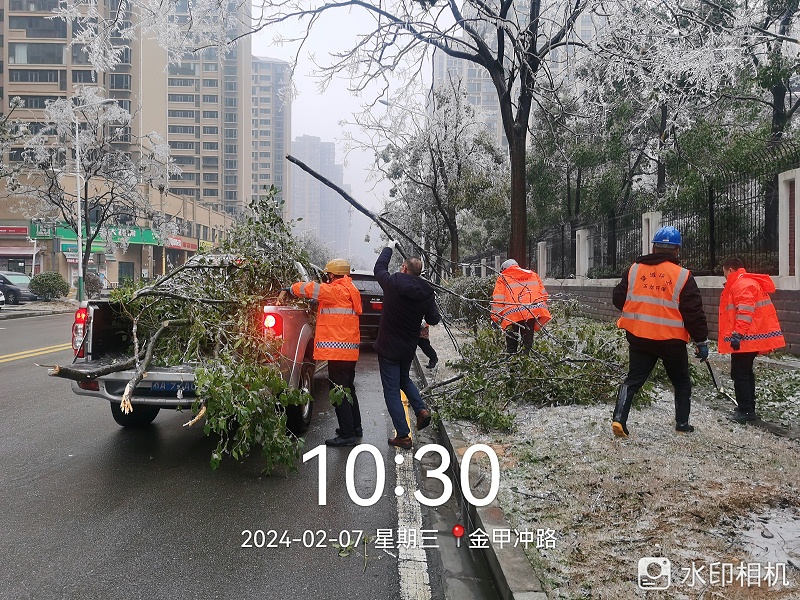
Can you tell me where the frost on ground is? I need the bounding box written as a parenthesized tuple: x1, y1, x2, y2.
(422, 323, 800, 599)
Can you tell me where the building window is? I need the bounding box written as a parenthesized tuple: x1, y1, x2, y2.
(259, 152, 271, 158)
(203, 188, 218, 197)
(168, 94, 195, 102)
(202, 63, 218, 71)
(202, 126, 218, 135)
(224, 97, 237, 107)
(224, 81, 237, 91)
(224, 159, 237, 169)
(202, 156, 219, 167)
(168, 125, 196, 134)
(224, 129, 237, 139)
(168, 78, 196, 87)
(203, 141, 218, 150)
(202, 94, 218, 103)
(168, 141, 196, 150)
(8, 42, 65, 65)
(173, 155, 197, 166)
(71, 69, 95, 83)
(203, 173, 218, 183)
(202, 78, 218, 87)
(224, 144, 237, 154)
(172, 188, 198, 196)
(19, 94, 62, 108)
(202, 110, 218, 119)
(168, 62, 199, 76)
(259, 173, 271, 180)
(10, 68, 59, 82)
(110, 73, 131, 90)
(224, 112, 238, 123)
(8, 16, 67, 38)
(168, 109, 195, 118)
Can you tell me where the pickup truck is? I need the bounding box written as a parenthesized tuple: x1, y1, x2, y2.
(67, 300, 318, 432)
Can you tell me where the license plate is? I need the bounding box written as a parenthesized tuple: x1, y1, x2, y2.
(150, 381, 196, 392)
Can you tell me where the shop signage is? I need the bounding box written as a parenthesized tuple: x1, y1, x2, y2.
(166, 236, 198, 251)
(0, 226, 28, 236)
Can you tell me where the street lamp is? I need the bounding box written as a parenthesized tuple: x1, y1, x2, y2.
(73, 98, 115, 302)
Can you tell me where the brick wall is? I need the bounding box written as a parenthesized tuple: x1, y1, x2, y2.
(547, 282, 800, 355)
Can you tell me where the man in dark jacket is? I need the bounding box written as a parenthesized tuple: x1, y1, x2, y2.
(612, 226, 709, 438)
(374, 241, 441, 449)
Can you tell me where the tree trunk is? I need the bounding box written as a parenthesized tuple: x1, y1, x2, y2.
(509, 125, 528, 267)
(657, 103, 667, 197)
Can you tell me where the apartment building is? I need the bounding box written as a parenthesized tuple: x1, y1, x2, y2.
(0, 2, 249, 284)
(289, 134, 352, 258)
(251, 57, 291, 207)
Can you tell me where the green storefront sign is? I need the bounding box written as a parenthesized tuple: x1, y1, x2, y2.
(30, 223, 160, 247)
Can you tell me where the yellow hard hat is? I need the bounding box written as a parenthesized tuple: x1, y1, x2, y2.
(324, 258, 351, 276)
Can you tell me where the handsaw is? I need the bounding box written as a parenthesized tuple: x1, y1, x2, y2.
(705, 360, 738, 406)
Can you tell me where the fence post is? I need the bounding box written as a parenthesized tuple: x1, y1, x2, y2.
(778, 168, 800, 280)
(537, 241, 547, 277)
(494, 255, 502, 273)
(708, 182, 716, 273)
(575, 228, 589, 278)
(480, 258, 487, 278)
(642, 211, 662, 254)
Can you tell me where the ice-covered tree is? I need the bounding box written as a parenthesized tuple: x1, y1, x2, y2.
(378, 82, 507, 275)
(6, 87, 176, 284)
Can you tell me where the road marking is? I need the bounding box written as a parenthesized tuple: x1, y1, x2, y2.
(395, 392, 432, 600)
(0, 343, 73, 363)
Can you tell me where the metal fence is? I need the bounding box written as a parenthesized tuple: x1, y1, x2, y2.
(533, 168, 788, 278)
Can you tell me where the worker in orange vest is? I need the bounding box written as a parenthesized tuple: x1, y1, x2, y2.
(612, 226, 709, 437)
(280, 258, 363, 447)
(490, 259, 552, 354)
(719, 257, 785, 422)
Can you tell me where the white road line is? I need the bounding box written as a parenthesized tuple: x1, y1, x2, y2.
(395, 392, 432, 600)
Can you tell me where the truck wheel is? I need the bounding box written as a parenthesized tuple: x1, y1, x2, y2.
(286, 362, 314, 435)
(110, 402, 160, 427)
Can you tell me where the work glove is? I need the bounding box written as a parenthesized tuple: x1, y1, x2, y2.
(730, 332, 743, 351)
(694, 341, 709, 362)
(276, 288, 291, 305)
(386, 239, 399, 250)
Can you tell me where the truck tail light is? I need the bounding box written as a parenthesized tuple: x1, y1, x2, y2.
(263, 309, 283, 338)
(73, 307, 88, 357)
(78, 380, 100, 391)
(370, 300, 383, 310)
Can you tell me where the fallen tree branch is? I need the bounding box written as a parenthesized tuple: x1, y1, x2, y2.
(119, 318, 190, 414)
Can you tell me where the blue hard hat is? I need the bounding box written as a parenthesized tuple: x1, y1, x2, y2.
(652, 226, 682, 247)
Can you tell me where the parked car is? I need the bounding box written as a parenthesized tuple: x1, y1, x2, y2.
(0, 289, 5, 310)
(0, 271, 38, 304)
(349, 270, 383, 343)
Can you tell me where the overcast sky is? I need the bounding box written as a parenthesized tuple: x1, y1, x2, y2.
(251, 10, 401, 213)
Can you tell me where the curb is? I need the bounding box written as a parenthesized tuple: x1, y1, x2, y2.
(0, 308, 75, 320)
(415, 356, 547, 600)
(436, 420, 547, 600)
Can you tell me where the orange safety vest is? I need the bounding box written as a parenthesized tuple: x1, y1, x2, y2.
(617, 261, 691, 342)
(718, 269, 784, 354)
(291, 276, 363, 361)
(491, 265, 552, 331)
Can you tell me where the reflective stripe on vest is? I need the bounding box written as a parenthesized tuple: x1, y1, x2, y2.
(316, 341, 360, 350)
(617, 262, 691, 342)
(319, 307, 357, 315)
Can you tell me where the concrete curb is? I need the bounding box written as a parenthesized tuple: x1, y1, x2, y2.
(436, 420, 547, 600)
(0, 308, 75, 320)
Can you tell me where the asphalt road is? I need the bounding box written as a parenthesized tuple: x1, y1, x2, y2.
(0, 313, 421, 600)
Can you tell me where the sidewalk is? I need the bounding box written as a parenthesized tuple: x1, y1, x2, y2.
(0, 299, 77, 320)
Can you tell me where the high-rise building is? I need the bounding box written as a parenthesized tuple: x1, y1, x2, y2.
(290, 135, 352, 258)
(251, 57, 291, 206)
(0, 2, 248, 281)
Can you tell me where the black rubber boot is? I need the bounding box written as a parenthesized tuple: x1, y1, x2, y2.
(612, 384, 633, 438)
